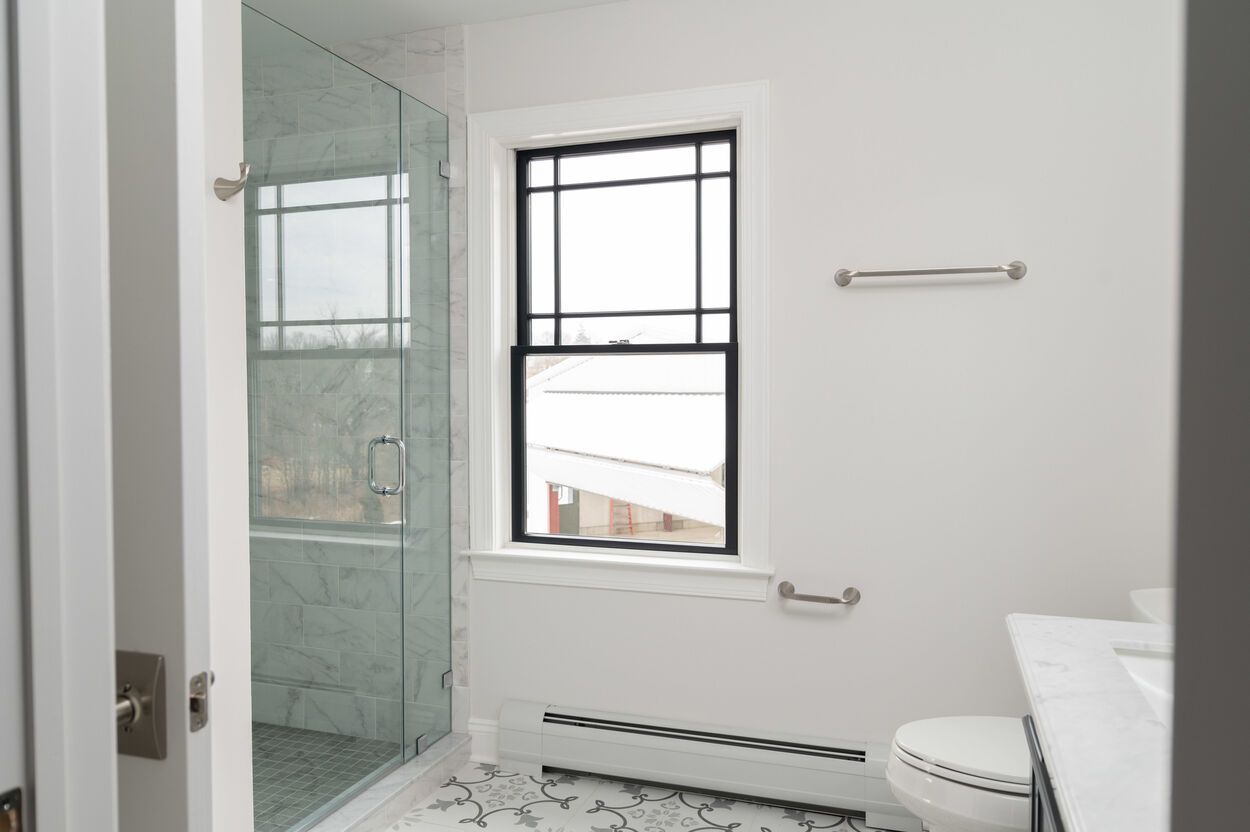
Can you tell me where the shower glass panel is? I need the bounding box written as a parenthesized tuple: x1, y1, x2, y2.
(242, 7, 450, 831)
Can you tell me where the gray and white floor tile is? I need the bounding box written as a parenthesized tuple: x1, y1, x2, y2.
(390, 765, 876, 832)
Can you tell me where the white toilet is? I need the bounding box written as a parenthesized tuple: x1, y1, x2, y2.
(885, 716, 1031, 832)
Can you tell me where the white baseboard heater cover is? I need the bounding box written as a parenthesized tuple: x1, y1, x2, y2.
(497, 701, 920, 832)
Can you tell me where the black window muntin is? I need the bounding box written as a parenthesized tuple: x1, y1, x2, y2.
(512, 130, 739, 555)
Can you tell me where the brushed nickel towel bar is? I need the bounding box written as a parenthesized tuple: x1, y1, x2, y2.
(834, 260, 1027, 287)
(778, 581, 861, 605)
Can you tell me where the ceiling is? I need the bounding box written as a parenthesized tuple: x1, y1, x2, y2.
(245, 0, 626, 46)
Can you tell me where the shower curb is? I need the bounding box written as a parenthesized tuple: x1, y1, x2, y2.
(308, 733, 471, 832)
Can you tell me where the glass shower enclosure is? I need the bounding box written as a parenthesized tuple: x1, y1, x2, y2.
(242, 7, 451, 831)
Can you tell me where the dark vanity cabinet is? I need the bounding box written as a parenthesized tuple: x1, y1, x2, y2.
(1023, 716, 1066, 832)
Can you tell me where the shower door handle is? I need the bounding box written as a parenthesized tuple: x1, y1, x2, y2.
(368, 435, 406, 495)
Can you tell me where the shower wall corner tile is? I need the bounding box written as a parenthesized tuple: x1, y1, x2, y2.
(451, 640, 468, 686)
(406, 29, 445, 76)
(451, 684, 469, 733)
(450, 596, 467, 644)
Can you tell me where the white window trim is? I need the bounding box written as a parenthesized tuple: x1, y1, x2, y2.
(466, 81, 772, 601)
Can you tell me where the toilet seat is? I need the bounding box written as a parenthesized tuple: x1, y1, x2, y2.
(893, 716, 1031, 786)
(885, 717, 1032, 832)
(891, 742, 1029, 796)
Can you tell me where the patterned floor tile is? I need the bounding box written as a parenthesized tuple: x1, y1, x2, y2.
(567, 780, 763, 832)
(393, 764, 599, 832)
(750, 804, 872, 832)
(393, 765, 874, 832)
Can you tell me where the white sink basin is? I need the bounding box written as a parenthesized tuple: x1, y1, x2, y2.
(1130, 587, 1174, 625)
(1113, 644, 1174, 727)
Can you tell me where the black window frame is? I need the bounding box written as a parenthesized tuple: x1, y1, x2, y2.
(511, 130, 739, 556)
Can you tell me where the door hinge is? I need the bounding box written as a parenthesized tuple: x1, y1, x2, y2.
(438, 160, 452, 179)
(442, 669, 453, 689)
(189, 671, 210, 732)
(0, 788, 21, 832)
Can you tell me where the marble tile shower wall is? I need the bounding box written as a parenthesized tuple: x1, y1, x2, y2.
(328, 26, 470, 737)
(244, 23, 456, 746)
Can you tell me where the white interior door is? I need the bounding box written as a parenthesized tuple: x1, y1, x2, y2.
(108, 0, 250, 829)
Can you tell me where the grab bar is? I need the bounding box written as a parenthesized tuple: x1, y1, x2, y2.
(834, 260, 1026, 287)
(778, 581, 861, 605)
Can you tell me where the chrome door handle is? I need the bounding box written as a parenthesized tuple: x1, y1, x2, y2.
(368, 435, 406, 495)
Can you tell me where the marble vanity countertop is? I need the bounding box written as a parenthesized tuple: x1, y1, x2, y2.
(1006, 614, 1173, 832)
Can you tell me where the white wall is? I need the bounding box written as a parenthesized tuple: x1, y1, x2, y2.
(465, 0, 1182, 743)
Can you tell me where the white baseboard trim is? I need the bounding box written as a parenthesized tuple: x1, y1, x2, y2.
(468, 718, 499, 763)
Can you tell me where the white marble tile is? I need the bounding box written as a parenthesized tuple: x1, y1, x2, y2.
(306, 689, 378, 739)
(269, 562, 338, 606)
(298, 83, 374, 134)
(405, 572, 451, 619)
(341, 651, 402, 698)
(252, 681, 305, 727)
(263, 47, 334, 95)
(450, 554, 469, 599)
(303, 605, 376, 653)
(251, 561, 270, 600)
(333, 56, 376, 88)
(338, 567, 403, 613)
(252, 601, 303, 646)
(402, 614, 451, 662)
(450, 640, 468, 686)
(451, 685, 469, 734)
(1008, 614, 1173, 832)
(252, 642, 340, 687)
(305, 536, 376, 567)
(332, 35, 407, 81)
(244, 95, 298, 140)
(406, 30, 445, 76)
(450, 595, 467, 643)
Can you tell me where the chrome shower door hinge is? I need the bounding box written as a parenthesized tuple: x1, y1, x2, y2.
(442, 669, 453, 689)
(189, 671, 210, 732)
(438, 160, 452, 179)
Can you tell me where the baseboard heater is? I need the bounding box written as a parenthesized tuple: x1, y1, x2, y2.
(497, 701, 920, 832)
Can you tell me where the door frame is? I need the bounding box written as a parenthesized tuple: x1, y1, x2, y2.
(12, 0, 120, 828)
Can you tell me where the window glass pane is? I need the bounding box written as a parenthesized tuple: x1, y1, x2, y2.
(283, 174, 387, 207)
(259, 185, 278, 209)
(560, 181, 695, 313)
(529, 158, 554, 188)
(560, 315, 695, 345)
(283, 205, 389, 320)
(260, 327, 280, 350)
(530, 319, 555, 346)
(560, 145, 696, 185)
(702, 314, 730, 343)
(259, 215, 278, 321)
(275, 323, 389, 350)
(701, 178, 731, 308)
(521, 351, 726, 547)
(528, 192, 555, 314)
(701, 142, 731, 173)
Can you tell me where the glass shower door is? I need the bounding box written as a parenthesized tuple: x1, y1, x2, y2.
(242, 6, 450, 830)
(398, 91, 452, 756)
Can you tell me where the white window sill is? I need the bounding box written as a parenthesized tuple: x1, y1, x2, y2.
(467, 546, 774, 601)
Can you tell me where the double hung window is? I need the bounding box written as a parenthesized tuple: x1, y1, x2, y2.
(512, 131, 738, 554)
